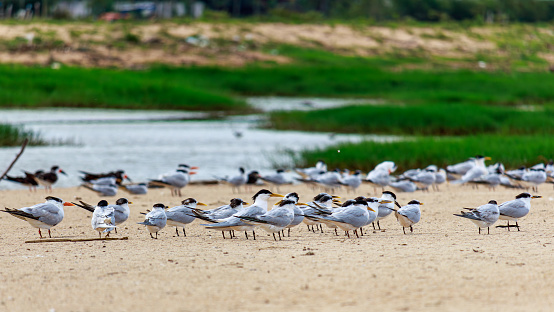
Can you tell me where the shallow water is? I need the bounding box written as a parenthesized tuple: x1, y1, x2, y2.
(0, 98, 395, 190)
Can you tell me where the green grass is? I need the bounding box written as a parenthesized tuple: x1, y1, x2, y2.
(300, 135, 554, 172)
(0, 65, 249, 112)
(269, 103, 554, 136)
(3, 45, 554, 111)
(0, 124, 45, 147)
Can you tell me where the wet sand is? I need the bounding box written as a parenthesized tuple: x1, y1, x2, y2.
(0, 183, 553, 311)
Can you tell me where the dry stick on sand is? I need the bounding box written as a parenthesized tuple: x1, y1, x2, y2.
(0, 138, 29, 182)
(25, 237, 129, 244)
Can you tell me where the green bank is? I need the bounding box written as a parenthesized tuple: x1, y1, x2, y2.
(300, 135, 554, 172)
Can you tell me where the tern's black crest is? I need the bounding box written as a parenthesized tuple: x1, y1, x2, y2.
(278, 199, 296, 207)
(116, 198, 129, 205)
(488, 200, 498, 205)
(45, 196, 63, 203)
(318, 194, 333, 203)
(51, 166, 60, 171)
(230, 198, 245, 208)
(252, 189, 273, 201)
(354, 199, 368, 206)
(98, 200, 109, 206)
(354, 196, 366, 202)
(276, 169, 285, 173)
(178, 164, 191, 168)
(182, 198, 197, 205)
(239, 167, 245, 174)
(153, 203, 166, 209)
(286, 192, 299, 202)
(313, 193, 328, 201)
(176, 169, 189, 174)
(407, 200, 422, 205)
(365, 197, 378, 203)
(515, 193, 532, 199)
(247, 171, 260, 184)
(341, 199, 356, 207)
(382, 191, 397, 200)
(475, 155, 485, 159)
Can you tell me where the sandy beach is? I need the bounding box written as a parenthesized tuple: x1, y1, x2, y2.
(0, 183, 553, 311)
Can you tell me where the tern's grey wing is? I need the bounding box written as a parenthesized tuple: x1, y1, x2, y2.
(398, 205, 420, 223)
(234, 205, 264, 218)
(499, 200, 528, 218)
(461, 167, 486, 182)
(329, 208, 367, 228)
(166, 206, 196, 224)
(524, 172, 546, 184)
(202, 217, 246, 228)
(262, 174, 287, 185)
(227, 175, 246, 186)
(21, 203, 63, 226)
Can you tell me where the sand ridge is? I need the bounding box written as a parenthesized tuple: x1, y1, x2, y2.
(0, 183, 553, 311)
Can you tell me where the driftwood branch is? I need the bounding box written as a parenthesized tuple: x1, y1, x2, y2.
(0, 138, 29, 182)
(25, 237, 129, 243)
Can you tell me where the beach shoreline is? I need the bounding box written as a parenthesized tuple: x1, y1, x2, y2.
(0, 183, 552, 311)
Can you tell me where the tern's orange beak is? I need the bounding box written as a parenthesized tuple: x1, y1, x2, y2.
(190, 166, 199, 170)
(63, 202, 75, 206)
(197, 202, 207, 206)
(189, 172, 197, 175)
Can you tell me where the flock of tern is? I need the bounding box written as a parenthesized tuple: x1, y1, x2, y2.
(0, 155, 546, 239)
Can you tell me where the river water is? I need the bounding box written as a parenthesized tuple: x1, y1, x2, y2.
(0, 98, 391, 190)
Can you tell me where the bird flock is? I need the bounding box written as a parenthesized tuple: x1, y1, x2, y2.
(0, 156, 546, 239)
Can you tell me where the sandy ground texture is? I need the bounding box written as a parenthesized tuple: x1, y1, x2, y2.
(0, 183, 553, 311)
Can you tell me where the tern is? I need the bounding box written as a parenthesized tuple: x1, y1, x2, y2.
(165, 198, 207, 237)
(389, 200, 423, 234)
(120, 183, 148, 195)
(300, 193, 340, 233)
(340, 170, 362, 193)
(89, 200, 116, 238)
(2, 196, 74, 238)
(219, 167, 247, 193)
(497, 192, 541, 231)
(191, 198, 248, 223)
(372, 191, 401, 230)
(73, 198, 132, 234)
(138, 203, 168, 239)
(454, 200, 499, 234)
(446, 157, 475, 179)
(506, 168, 546, 192)
(282, 192, 305, 237)
(407, 168, 436, 192)
(451, 156, 491, 186)
(305, 198, 372, 238)
(201, 189, 283, 239)
(150, 166, 196, 196)
(238, 199, 300, 241)
(260, 169, 292, 192)
(81, 182, 118, 196)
